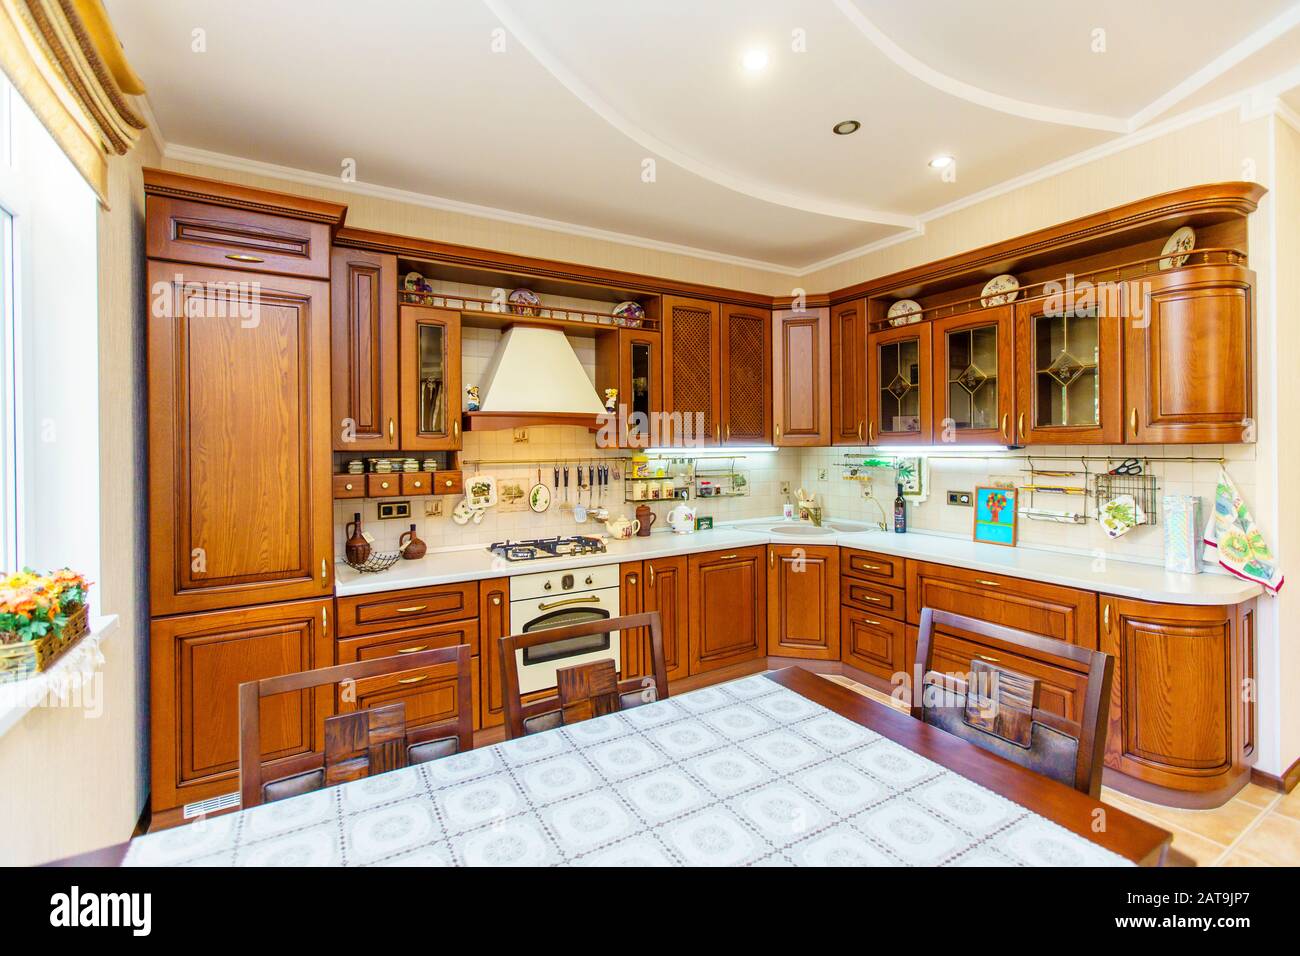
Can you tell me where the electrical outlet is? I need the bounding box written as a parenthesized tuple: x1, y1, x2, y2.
(378, 500, 412, 520)
(512, 427, 529, 443)
(424, 498, 443, 517)
(947, 490, 973, 507)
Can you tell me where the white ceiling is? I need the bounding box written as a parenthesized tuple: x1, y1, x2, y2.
(107, 0, 1300, 272)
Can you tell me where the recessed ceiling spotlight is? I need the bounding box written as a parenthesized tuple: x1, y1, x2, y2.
(833, 120, 861, 135)
(742, 49, 769, 72)
(928, 155, 954, 169)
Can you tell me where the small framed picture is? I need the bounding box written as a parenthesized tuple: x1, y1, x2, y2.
(973, 486, 1018, 547)
(694, 515, 714, 531)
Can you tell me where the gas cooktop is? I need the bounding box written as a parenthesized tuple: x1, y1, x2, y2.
(487, 535, 608, 562)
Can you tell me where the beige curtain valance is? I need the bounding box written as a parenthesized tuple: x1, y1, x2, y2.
(0, 0, 146, 203)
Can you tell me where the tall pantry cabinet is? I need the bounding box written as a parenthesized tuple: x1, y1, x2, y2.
(144, 170, 347, 824)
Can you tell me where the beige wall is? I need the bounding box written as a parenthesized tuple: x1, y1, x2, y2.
(0, 131, 159, 865)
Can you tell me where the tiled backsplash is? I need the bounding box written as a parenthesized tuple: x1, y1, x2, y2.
(797, 444, 1258, 566)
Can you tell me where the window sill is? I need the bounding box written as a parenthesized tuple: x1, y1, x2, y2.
(0, 614, 120, 739)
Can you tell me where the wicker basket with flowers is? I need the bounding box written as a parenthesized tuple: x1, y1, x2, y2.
(0, 568, 91, 683)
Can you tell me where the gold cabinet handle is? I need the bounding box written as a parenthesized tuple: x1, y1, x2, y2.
(856, 594, 882, 603)
(627, 574, 637, 585)
(716, 423, 721, 443)
(225, 253, 264, 263)
(397, 675, 427, 685)
(320, 559, 327, 582)
(975, 579, 1000, 587)
(492, 594, 502, 606)
(861, 618, 882, 627)
(868, 420, 876, 443)
(857, 563, 881, 571)
(726, 424, 731, 442)
(321, 606, 328, 635)
(1103, 604, 1111, 632)
(1130, 407, 1139, 436)
(453, 420, 460, 438)
(775, 423, 781, 441)
(717, 554, 739, 561)
(1000, 413, 1009, 442)
(769, 549, 775, 567)
(396, 604, 427, 613)
(648, 566, 655, 587)
(396, 645, 429, 654)
(858, 420, 863, 441)
(538, 594, 600, 611)
(388, 418, 395, 442)
(1017, 412, 1025, 442)
(977, 654, 1000, 663)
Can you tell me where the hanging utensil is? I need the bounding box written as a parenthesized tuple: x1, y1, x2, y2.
(529, 468, 551, 513)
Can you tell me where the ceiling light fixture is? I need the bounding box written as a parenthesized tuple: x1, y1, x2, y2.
(833, 120, 861, 135)
(928, 155, 954, 169)
(742, 49, 769, 72)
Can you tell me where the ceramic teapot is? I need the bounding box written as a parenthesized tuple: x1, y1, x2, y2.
(666, 504, 697, 534)
(606, 514, 641, 540)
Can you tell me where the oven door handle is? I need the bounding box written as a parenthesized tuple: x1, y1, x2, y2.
(535, 594, 603, 611)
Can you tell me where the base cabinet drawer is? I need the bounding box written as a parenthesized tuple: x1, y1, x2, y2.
(906, 560, 1097, 647)
(337, 581, 479, 637)
(840, 577, 905, 620)
(338, 649, 480, 733)
(842, 548, 906, 588)
(840, 609, 906, 684)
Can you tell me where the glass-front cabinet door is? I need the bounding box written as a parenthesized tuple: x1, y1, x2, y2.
(932, 306, 1014, 444)
(866, 323, 932, 445)
(399, 305, 462, 449)
(618, 329, 661, 448)
(1014, 294, 1122, 444)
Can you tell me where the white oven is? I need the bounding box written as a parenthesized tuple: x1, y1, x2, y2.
(509, 563, 622, 693)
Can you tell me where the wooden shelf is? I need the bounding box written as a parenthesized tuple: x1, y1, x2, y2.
(461, 411, 606, 432)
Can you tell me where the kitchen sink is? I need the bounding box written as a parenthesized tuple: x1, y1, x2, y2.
(768, 524, 837, 536)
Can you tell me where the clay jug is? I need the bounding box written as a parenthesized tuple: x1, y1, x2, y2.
(635, 504, 655, 536)
(345, 512, 371, 565)
(399, 523, 427, 560)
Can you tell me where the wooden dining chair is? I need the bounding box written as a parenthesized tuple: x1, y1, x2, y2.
(912, 608, 1114, 797)
(238, 644, 473, 808)
(498, 612, 668, 739)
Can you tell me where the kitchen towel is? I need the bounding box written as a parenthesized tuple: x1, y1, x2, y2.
(1203, 466, 1284, 594)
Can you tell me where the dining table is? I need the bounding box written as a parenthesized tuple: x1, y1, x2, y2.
(111, 667, 1171, 867)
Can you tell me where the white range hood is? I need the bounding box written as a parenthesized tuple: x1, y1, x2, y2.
(477, 325, 606, 415)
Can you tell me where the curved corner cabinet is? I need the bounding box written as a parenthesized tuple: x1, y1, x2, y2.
(1099, 596, 1257, 809)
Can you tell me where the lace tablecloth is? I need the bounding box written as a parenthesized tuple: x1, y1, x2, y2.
(125, 673, 1130, 867)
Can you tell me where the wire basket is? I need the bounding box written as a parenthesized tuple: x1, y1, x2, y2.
(1094, 467, 1160, 527)
(343, 550, 402, 573)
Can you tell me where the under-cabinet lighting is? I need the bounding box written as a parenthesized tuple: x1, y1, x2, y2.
(871, 445, 1010, 454)
(644, 446, 778, 455)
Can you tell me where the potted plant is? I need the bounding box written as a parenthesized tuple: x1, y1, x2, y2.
(0, 568, 92, 683)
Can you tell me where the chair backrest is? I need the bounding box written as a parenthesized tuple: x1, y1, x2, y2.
(498, 612, 668, 739)
(912, 608, 1114, 797)
(238, 644, 473, 808)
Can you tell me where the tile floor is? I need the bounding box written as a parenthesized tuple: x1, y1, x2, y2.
(824, 673, 1300, 867)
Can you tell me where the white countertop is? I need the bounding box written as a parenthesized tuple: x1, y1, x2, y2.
(334, 518, 1260, 606)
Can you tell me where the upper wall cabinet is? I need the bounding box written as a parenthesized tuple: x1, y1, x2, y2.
(1124, 265, 1254, 444)
(830, 299, 868, 445)
(398, 305, 462, 450)
(932, 304, 1015, 445)
(616, 328, 663, 449)
(866, 321, 933, 446)
(1014, 292, 1124, 445)
(772, 306, 830, 446)
(719, 305, 772, 446)
(663, 295, 721, 446)
(331, 248, 398, 450)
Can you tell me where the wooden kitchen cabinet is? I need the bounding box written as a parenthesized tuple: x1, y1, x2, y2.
(719, 305, 772, 445)
(330, 247, 398, 450)
(688, 547, 767, 673)
(867, 322, 933, 445)
(931, 304, 1015, 445)
(662, 295, 720, 446)
(616, 329, 662, 448)
(149, 598, 334, 815)
(767, 544, 840, 660)
(621, 556, 690, 682)
(478, 578, 511, 729)
(398, 305, 462, 450)
(335, 581, 479, 637)
(772, 306, 830, 446)
(147, 260, 333, 616)
(1013, 291, 1123, 444)
(1099, 596, 1257, 807)
(1124, 265, 1254, 444)
(906, 560, 1098, 648)
(830, 299, 868, 445)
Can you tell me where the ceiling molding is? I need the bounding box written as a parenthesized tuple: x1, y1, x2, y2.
(1127, 1, 1300, 129)
(161, 142, 805, 276)
(829, 0, 1129, 132)
(482, 0, 919, 229)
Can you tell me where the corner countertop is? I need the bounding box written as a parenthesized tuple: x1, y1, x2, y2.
(334, 518, 1261, 606)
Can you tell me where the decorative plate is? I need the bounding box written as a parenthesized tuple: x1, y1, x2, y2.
(403, 271, 432, 293)
(980, 274, 1020, 308)
(1159, 226, 1195, 270)
(508, 288, 541, 315)
(887, 299, 922, 326)
(612, 300, 645, 327)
